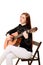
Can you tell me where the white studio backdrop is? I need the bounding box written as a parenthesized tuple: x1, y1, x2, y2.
(0, 0, 43, 65)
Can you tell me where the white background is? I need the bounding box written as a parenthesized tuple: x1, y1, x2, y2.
(0, 0, 43, 65)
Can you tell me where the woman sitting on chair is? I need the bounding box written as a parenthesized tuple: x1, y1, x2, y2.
(0, 12, 32, 65)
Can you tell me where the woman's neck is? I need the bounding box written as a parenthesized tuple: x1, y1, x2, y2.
(20, 23, 26, 26)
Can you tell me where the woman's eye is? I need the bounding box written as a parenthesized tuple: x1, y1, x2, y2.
(22, 17, 24, 19)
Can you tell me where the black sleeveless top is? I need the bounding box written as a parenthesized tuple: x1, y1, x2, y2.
(6, 24, 32, 52)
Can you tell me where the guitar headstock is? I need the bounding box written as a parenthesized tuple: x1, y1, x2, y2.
(27, 27, 38, 33)
(31, 27, 38, 32)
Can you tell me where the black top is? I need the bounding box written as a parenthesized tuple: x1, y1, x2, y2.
(6, 24, 32, 52)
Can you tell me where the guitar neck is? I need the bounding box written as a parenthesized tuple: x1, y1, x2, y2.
(14, 33, 23, 39)
(14, 27, 38, 40)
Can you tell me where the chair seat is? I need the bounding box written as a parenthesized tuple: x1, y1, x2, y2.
(21, 55, 38, 61)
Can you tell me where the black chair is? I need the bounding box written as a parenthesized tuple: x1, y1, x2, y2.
(15, 41, 42, 65)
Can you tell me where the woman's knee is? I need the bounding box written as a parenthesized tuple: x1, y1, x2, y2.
(6, 53, 13, 59)
(5, 45, 12, 53)
(6, 45, 12, 50)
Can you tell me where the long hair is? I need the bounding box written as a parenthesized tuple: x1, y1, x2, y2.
(21, 12, 31, 29)
(21, 12, 33, 46)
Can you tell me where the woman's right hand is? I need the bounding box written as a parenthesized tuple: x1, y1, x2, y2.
(6, 34, 13, 41)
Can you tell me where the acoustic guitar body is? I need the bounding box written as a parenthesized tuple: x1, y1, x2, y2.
(4, 32, 22, 49)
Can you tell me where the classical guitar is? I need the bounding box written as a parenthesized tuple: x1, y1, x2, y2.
(4, 27, 38, 49)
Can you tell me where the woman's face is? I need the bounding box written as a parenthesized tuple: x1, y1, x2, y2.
(20, 14, 26, 24)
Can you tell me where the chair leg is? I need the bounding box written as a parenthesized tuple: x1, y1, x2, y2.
(28, 61, 29, 65)
(15, 58, 20, 65)
(37, 51, 41, 65)
(28, 61, 31, 65)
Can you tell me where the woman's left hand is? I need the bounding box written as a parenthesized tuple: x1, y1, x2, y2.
(23, 31, 28, 39)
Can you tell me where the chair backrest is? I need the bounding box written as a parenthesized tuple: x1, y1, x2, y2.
(32, 41, 42, 46)
(30, 41, 42, 64)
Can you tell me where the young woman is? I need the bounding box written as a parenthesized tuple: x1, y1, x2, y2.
(0, 12, 32, 65)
